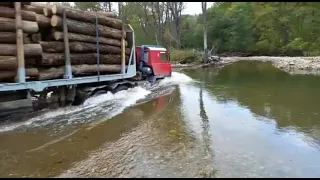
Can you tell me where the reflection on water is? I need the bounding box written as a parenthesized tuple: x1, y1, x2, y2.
(1, 62, 320, 178)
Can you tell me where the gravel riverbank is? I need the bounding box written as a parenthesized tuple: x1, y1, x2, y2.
(172, 56, 320, 75)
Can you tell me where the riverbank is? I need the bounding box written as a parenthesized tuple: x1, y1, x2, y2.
(172, 56, 320, 75)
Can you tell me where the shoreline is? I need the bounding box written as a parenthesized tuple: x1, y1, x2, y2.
(172, 56, 320, 75)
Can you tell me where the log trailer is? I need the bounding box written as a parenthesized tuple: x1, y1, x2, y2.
(0, 2, 172, 113)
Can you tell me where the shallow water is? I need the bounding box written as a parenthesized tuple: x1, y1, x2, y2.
(0, 61, 320, 178)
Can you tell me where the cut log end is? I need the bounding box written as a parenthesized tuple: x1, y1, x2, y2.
(51, 15, 59, 27)
(43, 7, 52, 17)
(52, 5, 57, 15)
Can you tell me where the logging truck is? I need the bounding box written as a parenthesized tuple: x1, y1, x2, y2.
(0, 2, 172, 114)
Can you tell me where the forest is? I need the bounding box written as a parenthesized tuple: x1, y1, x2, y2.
(48, 2, 320, 61)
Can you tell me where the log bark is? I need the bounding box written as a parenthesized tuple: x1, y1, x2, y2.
(0, 56, 36, 70)
(30, 2, 47, 8)
(39, 64, 122, 80)
(22, 5, 43, 14)
(96, 11, 118, 18)
(40, 53, 129, 66)
(0, 6, 37, 21)
(0, 56, 17, 70)
(31, 33, 42, 42)
(51, 30, 127, 47)
(51, 5, 123, 30)
(72, 64, 122, 75)
(51, 15, 124, 39)
(0, 68, 38, 81)
(39, 41, 131, 55)
(36, 14, 51, 28)
(38, 67, 64, 80)
(0, 44, 42, 56)
(0, 17, 39, 34)
(0, 32, 30, 44)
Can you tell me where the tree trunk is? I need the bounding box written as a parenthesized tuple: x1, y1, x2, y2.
(51, 15, 124, 40)
(22, 5, 43, 14)
(51, 30, 127, 47)
(0, 68, 38, 81)
(39, 41, 131, 54)
(39, 64, 122, 80)
(0, 44, 42, 56)
(39, 53, 129, 66)
(202, 2, 208, 63)
(0, 6, 37, 21)
(0, 56, 36, 70)
(0, 17, 39, 34)
(0, 32, 31, 44)
(51, 5, 123, 30)
(36, 14, 51, 28)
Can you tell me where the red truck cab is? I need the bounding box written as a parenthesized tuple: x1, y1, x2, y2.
(136, 45, 172, 78)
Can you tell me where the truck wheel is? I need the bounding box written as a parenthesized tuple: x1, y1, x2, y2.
(91, 89, 107, 97)
(111, 85, 129, 94)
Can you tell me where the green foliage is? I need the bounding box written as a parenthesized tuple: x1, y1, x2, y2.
(169, 49, 201, 63)
(71, 2, 320, 56)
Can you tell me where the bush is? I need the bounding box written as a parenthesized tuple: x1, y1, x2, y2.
(169, 49, 201, 64)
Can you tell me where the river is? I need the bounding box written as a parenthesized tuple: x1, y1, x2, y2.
(0, 61, 320, 178)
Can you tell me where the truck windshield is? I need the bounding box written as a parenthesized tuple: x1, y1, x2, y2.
(160, 51, 169, 62)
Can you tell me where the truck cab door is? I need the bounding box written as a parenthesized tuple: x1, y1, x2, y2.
(151, 51, 172, 77)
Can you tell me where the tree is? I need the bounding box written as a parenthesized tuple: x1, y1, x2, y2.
(202, 2, 208, 63)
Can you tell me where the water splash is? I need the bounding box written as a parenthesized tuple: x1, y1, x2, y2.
(0, 72, 194, 133)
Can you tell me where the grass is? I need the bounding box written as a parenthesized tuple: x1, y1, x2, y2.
(169, 49, 202, 64)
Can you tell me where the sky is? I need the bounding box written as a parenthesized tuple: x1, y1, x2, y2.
(41, 2, 214, 15)
(183, 2, 215, 15)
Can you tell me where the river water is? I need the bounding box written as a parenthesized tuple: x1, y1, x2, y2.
(0, 61, 320, 178)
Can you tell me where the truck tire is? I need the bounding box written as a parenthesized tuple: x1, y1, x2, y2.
(111, 85, 129, 94)
(91, 89, 108, 97)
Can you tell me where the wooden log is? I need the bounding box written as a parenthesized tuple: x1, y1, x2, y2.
(0, 32, 30, 44)
(39, 64, 122, 80)
(43, 7, 52, 17)
(96, 11, 118, 18)
(0, 44, 42, 56)
(72, 64, 122, 75)
(51, 15, 124, 39)
(38, 67, 64, 80)
(39, 41, 131, 55)
(0, 68, 38, 80)
(51, 30, 127, 47)
(30, 2, 47, 8)
(22, 5, 43, 14)
(51, 5, 123, 30)
(0, 17, 39, 33)
(0, 56, 36, 70)
(36, 14, 51, 28)
(0, 56, 17, 70)
(0, 6, 37, 21)
(39, 53, 129, 66)
(31, 33, 42, 42)
(0, 2, 31, 7)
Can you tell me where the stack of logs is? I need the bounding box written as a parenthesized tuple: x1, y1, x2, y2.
(0, 2, 130, 82)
